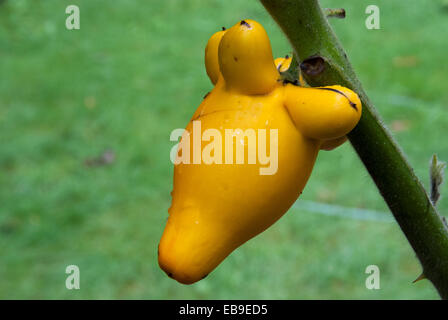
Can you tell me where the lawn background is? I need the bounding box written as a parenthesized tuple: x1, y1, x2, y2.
(1, 0, 447, 299)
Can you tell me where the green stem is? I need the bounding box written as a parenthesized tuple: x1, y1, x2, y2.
(260, 0, 448, 299)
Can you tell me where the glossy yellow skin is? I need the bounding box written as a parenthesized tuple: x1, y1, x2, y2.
(274, 56, 292, 73)
(275, 56, 349, 150)
(205, 29, 226, 85)
(275, 55, 307, 87)
(158, 19, 362, 284)
(219, 20, 279, 95)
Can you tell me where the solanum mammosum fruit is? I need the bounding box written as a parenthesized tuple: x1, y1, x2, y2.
(158, 19, 362, 284)
(274, 55, 292, 73)
(204, 27, 226, 85)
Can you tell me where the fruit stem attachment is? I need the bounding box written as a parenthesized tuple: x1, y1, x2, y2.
(260, 0, 448, 299)
(430, 154, 446, 207)
(324, 8, 346, 19)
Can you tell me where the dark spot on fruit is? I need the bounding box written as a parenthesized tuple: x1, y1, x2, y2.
(222, 26, 226, 31)
(233, 56, 238, 62)
(285, 54, 289, 59)
(316, 87, 358, 111)
(240, 20, 251, 28)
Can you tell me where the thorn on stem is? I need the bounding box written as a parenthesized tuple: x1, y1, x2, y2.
(412, 273, 427, 283)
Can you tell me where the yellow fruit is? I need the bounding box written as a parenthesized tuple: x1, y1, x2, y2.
(284, 84, 361, 140)
(274, 55, 292, 73)
(275, 55, 308, 87)
(158, 19, 362, 284)
(275, 56, 350, 150)
(218, 19, 279, 95)
(205, 28, 227, 85)
(320, 135, 348, 151)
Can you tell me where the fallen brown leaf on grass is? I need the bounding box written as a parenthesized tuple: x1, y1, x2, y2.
(84, 149, 116, 167)
(390, 119, 412, 133)
(393, 56, 419, 68)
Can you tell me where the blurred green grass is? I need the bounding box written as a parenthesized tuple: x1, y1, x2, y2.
(0, 0, 447, 299)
